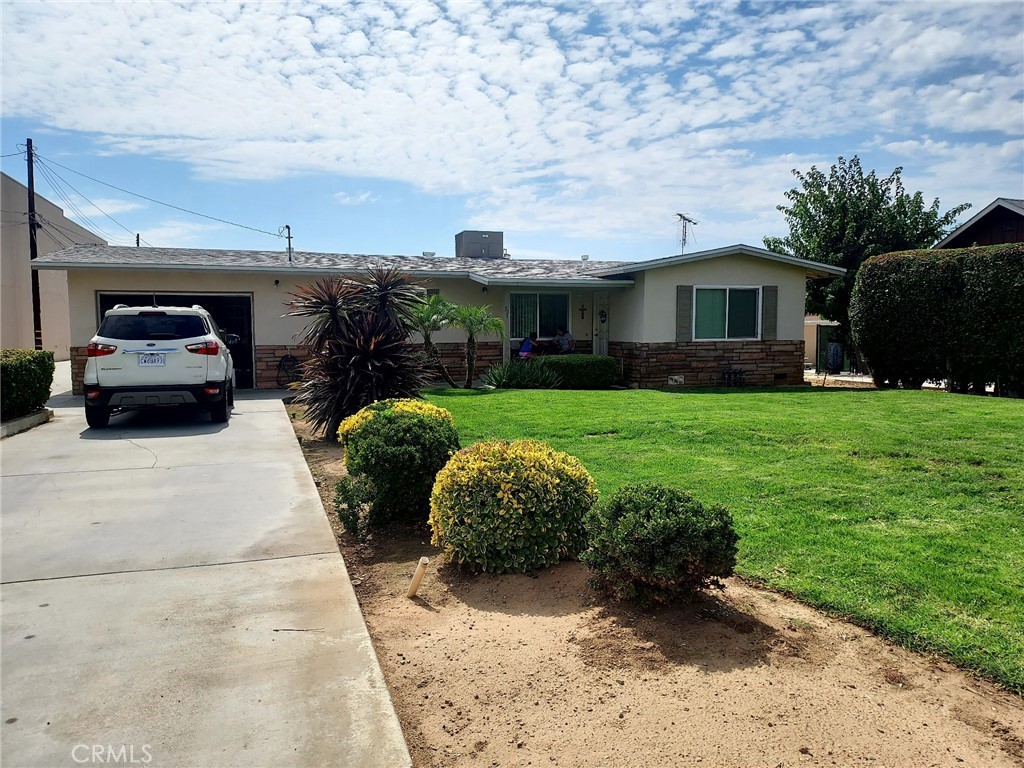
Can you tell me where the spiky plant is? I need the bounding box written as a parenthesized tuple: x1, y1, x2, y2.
(450, 304, 506, 388)
(288, 268, 430, 437)
(408, 294, 460, 388)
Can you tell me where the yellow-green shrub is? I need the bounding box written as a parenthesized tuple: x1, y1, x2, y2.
(335, 398, 460, 535)
(429, 439, 597, 573)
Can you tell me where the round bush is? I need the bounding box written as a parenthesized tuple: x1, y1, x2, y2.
(429, 439, 598, 573)
(336, 399, 460, 530)
(581, 483, 738, 604)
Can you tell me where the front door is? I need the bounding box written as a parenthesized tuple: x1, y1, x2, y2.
(593, 291, 609, 356)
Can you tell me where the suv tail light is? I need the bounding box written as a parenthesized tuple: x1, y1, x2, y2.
(186, 340, 220, 355)
(87, 343, 118, 357)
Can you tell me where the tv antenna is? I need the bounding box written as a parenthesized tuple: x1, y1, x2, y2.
(675, 213, 698, 254)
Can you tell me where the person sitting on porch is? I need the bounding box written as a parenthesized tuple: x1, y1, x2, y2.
(519, 331, 541, 359)
(554, 326, 575, 354)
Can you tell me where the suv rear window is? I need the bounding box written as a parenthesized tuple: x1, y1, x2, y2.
(99, 314, 207, 340)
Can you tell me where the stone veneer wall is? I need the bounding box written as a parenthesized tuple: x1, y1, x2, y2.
(69, 339, 595, 394)
(609, 340, 805, 388)
(70, 347, 88, 395)
(254, 345, 312, 390)
(432, 341, 504, 383)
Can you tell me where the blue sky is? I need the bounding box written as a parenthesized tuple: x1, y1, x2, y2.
(2, 1, 1022, 262)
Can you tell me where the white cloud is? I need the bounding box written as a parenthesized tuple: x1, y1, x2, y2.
(140, 219, 224, 247)
(1, 0, 1020, 247)
(334, 191, 377, 206)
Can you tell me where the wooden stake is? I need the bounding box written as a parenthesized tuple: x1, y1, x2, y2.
(406, 556, 429, 598)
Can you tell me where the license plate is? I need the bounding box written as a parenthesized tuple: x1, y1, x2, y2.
(138, 353, 165, 367)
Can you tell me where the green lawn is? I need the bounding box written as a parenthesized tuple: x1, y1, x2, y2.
(424, 387, 1024, 693)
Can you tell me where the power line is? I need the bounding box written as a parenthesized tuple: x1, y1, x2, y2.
(34, 152, 285, 239)
(34, 160, 121, 242)
(1, 151, 25, 158)
(34, 158, 139, 245)
(35, 215, 123, 247)
(37, 219, 80, 249)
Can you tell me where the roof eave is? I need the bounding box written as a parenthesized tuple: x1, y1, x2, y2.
(588, 244, 846, 277)
(934, 198, 1024, 248)
(470, 274, 634, 288)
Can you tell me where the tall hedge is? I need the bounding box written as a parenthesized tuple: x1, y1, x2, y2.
(1, 349, 56, 420)
(850, 243, 1024, 396)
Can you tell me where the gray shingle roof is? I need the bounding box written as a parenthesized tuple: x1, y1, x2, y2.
(33, 245, 633, 285)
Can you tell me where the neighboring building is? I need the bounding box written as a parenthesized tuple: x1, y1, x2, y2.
(935, 197, 1024, 249)
(1, 172, 106, 359)
(32, 235, 843, 393)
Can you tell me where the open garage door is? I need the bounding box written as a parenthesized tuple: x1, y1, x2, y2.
(98, 293, 255, 388)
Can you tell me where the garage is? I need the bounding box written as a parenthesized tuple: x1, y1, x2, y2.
(97, 292, 255, 388)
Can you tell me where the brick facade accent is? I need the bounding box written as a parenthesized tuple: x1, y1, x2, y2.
(609, 340, 805, 388)
(432, 341, 503, 383)
(254, 345, 312, 390)
(70, 347, 88, 395)
(69, 339, 599, 394)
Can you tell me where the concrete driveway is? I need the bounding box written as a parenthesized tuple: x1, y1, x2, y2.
(1, 384, 410, 767)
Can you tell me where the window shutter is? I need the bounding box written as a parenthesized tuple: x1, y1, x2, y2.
(761, 285, 778, 340)
(676, 285, 693, 342)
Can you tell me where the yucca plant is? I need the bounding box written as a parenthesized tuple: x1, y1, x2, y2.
(288, 268, 430, 438)
(407, 294, 460, 388)
(450, 304, 505, 388)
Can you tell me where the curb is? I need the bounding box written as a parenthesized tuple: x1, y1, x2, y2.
(1, 409, 54, 439)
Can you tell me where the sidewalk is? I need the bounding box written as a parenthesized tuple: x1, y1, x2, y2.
(1, 382, 410, 767)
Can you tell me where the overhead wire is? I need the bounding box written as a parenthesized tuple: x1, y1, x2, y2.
(33, 152, 285, 240)
(35, 215, 113, 247)
(34, 158, 139, 245)
(36, 219, 80, 249)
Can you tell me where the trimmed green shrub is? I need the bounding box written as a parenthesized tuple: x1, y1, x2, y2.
(481, 359, 562, 389)
(851, 243, 1024, 396)
(536, 354, 618, 389)
(335, 399, 460, 535)
(581, 483, 739, 604)
(1, 349, 55, 421)
(429, 439, 598, 573)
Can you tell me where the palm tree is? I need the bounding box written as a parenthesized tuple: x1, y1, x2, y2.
(450, 304, 506, 388)
(408, 294, 460, 389)
(287, 267, 430, 438)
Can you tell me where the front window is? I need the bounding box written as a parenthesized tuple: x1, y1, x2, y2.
(509, 293, 568, 338)
(694, 287, 759, 340)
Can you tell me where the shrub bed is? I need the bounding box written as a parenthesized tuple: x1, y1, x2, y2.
(1, 349, 55, 421)
(581, 483, 738, 604)
(335, 398, 460, 536)
(482, 359, 562, 389)
(536, 354, 618, 389)
(429, 439, 598, 573)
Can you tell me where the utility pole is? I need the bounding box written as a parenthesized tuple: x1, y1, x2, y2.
(26, 138, 42, 350)
(284, 224, 293, 264)
(136, 233, 140, 247)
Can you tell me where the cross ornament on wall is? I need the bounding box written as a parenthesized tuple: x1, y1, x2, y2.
(579, 304, 587, 320)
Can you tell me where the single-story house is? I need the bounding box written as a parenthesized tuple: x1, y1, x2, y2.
(935, 197, 1024, 249)
(32, 232, 844, 394)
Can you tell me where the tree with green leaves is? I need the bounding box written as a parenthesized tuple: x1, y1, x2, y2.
(764, 156, 970, 349)
(450, 304, 506, 388)
(408, 294, 460, 389)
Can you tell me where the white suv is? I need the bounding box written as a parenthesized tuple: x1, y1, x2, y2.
(83, 304, 237, 428)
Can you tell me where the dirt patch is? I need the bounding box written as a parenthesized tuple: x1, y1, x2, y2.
(288, 406, 1024, 768)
